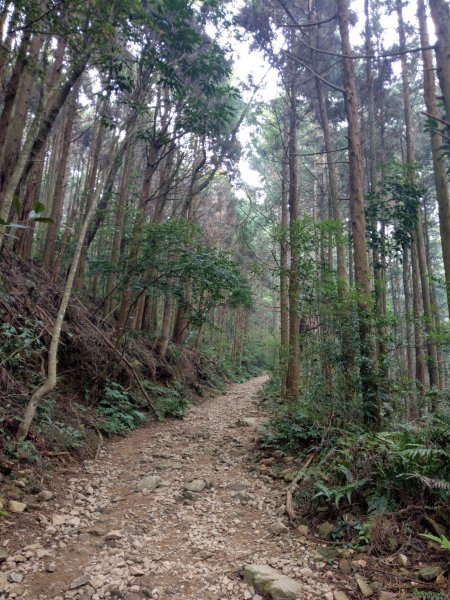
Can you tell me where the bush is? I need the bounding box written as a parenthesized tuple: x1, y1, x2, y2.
(96, 383, 145, 436)
(258, 394, 450, 517)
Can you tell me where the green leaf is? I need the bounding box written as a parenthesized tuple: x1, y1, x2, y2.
(32, 201, 46, 214)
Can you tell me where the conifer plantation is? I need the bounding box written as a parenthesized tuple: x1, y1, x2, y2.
(0, 1, 450, 598)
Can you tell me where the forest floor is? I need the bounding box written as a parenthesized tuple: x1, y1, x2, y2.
(0, 375, 439, 600)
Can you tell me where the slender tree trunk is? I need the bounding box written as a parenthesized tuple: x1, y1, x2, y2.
(418, 0, 450, 316)
(43, 84, 79, 271)
(279, 109, 289, 391)
(284, 30, 301, 400)
(337, 0, 379, 426)
(17, 160, 102, 440)
(397, 0, 439, 394)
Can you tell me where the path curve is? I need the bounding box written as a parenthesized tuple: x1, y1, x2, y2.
(1, 376, 346, 600)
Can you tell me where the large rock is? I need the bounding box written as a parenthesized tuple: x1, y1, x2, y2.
(243, 564, 303, 599)
(137, 475, 162, 491)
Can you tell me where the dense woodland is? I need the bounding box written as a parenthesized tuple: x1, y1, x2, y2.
(0, 0, 450, 568)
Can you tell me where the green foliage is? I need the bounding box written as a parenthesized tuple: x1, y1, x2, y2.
(366, 162, 424, 254)
(96, 383, 145, 436)
(142, 381, 190, 419)
(414, 593, 450, 600)
(420, 533, 450, 553)
(259, 382, 450, 517)
(0, 320, 45, 369)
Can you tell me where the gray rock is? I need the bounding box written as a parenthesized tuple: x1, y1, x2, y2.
(243, 564, 303, 599)
(69, 574, 91, 589)
(355, 577, 374, 598)
(0, 574, 8, 591)
(185, 479, 206, 492)
(37, 490, 53, 502)
(7, 572, 23, 584)
(269, 521, 289, 535)
(334, 593, 350, 600)
(269, 575, 303, 599)
(105, 530, 123, 541)
(0, 549, 7, 563)
(418, 566, 443, 581)
(397, 554, 408, 567)
(238, 417, 258, 427)
(46, 563, 57, 573)
(52, 514, 66, 526)
(8, 500, 27, 513)
(227, 483, 249, 491)
(137, 475, 162, 491)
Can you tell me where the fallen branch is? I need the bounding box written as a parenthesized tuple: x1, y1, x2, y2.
(286, 453, 315, 521)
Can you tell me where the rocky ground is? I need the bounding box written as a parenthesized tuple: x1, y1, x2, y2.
(0, 376, 447, 600)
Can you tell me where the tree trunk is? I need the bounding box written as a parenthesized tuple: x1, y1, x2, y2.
(418, 0, 450, 317)
(17, 158, 102, 440)
(284, 30, 301, 400)
(43, 84, 79, 271)
(337, 0, 379, 426)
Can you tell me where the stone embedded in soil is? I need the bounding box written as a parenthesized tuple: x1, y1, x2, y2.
(318, 521, 335, 539)
(52, 514, 66, 526)
(137, 475, 162, 491)
(8, 500, 27, 512)
(105, 530, 123, 540)
(269, 521, 289, 535)
(338, 559, 352, 575)
(69, 574, 92, 589)
(185, 479, 206, 492)
(37, 490, 53, 502)
(418, 566, 443, 581)
(397, 554, 408, 567)
(243, 564, 303, 599)
(334, 592, 350, 600)
(7, 572, 24, 584)
(0, 548, 7, 562)
(0, 574, 8, 592)
(238, 417, 258, 427)
(355, 576, 374, 598)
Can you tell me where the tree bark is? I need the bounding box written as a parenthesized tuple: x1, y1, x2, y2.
(418, 0, 450, 317)
(337, 0, 379, 426)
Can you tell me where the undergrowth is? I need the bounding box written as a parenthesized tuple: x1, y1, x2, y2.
(258, 380, 450, 520)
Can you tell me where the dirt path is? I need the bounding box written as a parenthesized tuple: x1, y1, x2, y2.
(1, 376, 349, 600)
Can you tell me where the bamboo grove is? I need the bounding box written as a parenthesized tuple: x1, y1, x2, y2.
(1, 0, 450, 438)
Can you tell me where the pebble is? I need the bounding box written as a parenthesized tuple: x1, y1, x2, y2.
(1, 376, 367, 600)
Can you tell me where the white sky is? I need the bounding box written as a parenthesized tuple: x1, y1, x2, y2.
(233, 0, 433, 193)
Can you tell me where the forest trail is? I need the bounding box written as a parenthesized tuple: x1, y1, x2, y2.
(1, 376, 346, 600)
